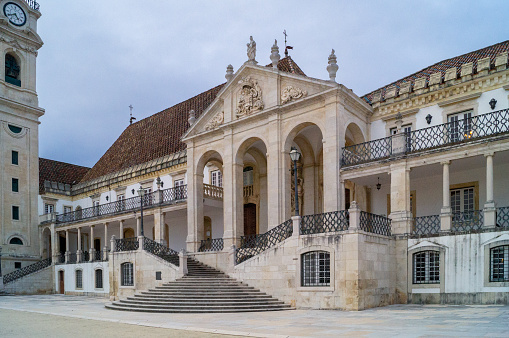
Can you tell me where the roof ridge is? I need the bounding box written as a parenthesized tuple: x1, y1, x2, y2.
(363, 40, 509, 100)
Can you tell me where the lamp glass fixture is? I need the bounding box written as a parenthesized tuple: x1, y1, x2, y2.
(138, 186, 145, 197)
(376, 177, 381, 190)
(289, 146, 301, 162)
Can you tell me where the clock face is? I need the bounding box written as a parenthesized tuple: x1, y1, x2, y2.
(3, 2, 26, 27)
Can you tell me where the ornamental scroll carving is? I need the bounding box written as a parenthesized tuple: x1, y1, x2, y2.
(205, 111, 224, 131)
(235, 76, 264, 118)
(281, 86, 307, 104)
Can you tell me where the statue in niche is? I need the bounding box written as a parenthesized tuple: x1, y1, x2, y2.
(290, 157, 304, 215)
(247, 36, 256, 63)
(236, 76, 264, 118)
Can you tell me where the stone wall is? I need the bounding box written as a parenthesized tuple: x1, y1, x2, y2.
(4, 265, 53, 294)
(109, 250, 179, 300)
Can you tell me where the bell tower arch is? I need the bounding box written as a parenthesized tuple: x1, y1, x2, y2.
(0, 0, 44, 274)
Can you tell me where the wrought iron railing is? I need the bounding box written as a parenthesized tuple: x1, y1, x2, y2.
(94, 250, 108, 262)
(342, 109, 509, 167)
(56, 186, 187, 224)
(79, 251, 89, 262)
(235, 219, 293, 264)
(115, 237, 139, 252)
(56, 253, 65, 264)
(300, 210, 349, 235)
(451, 210, 484, 232)
(143, 237, 179, 267)
(497, 206, 509, 228)
(67, 252, 77, 264)
(198, 238, 224, 252)
(359, 211, 392, 236)
(341, 137, 392, 166)
(204, 184, 223, 199)
(3, 258, 51, 284)
(24, 0, 40, 11)
(412, 215, 441, 236)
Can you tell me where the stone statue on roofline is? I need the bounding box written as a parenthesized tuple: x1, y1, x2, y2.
(247, 36, 257, 64)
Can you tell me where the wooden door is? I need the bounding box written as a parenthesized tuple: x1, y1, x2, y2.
(59, 271, 65, 294)
(244, 203, 257, 237)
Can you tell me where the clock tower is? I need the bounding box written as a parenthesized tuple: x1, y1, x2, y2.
(0, 0, 44, 274)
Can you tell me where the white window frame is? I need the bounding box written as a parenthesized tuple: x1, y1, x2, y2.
(44, 203, 55, 215)
(211, 170, 222, 187)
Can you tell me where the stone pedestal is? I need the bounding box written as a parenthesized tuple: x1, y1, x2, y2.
(292, 216, 301, 237)
(440, 207, 452, 232)
(483, 202, 497, 228)
(178, 250, 188, 278)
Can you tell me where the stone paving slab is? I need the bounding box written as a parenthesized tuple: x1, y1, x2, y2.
(0, 295, 508, 337)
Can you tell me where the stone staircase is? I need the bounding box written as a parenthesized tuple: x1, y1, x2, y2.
(106, 258, 293, 313)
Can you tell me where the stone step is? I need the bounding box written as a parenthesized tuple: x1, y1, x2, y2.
(108, 302, 292, 311)
(154, 285, 255, 290)
(105, 303, 292, 313)
(131, 295, 274, 301)
(121, 299, 285, 306)
(140, 291, 267, 296)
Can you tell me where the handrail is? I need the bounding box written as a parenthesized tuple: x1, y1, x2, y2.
(412, 215, 440, 235)
(342, 109, 509, 167)
(300, 210, 349, 235)
(143, 237, 179, 267)
(198, 238, 224, 252)
(359, 211, 392, 236)
(3, 258, 51, 284)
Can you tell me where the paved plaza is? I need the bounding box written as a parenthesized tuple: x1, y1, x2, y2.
(0, 295, 508, 337)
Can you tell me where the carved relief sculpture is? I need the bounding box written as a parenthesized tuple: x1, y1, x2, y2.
(235, 76, 264, 118)
(204, 111, 224, 130)
(281, 86, 307, 104)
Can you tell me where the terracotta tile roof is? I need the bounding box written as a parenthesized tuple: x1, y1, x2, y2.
(266, 56, 306, 76)
(80, 84, 225, 182)
(80, 57, 307, 183)
(39, 158, 90, 194)
(362, 40, 509, 104)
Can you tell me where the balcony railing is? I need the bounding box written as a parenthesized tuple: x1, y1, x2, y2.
(497, 206, 509, 228)
(243, 185, 254, 197)
(56, 186, 187, 225)
(204, 184, 223, 199)
(115, 237, 139, 252)
(412, 215, 441, 236)
(342, 109, 509, 167)
(143, 237, 179, 267)
(24, 0, 40, 11)
(198, 238, 224, 252)
(452, 210, 484, 232)
(300, 210, 349, 235)
(359, 211, 392, 236)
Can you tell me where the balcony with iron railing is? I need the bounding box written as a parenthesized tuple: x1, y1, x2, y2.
(341, 109, 509, 167)
(55, 185, 188, 225)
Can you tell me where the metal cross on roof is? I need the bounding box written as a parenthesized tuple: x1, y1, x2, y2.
(129, 104, 136, 125)
(283, 30, 293, 57)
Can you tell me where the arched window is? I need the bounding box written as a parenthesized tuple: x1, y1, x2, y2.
(75, 269, 83, 289)
(121, 262, 133, 286)
(413, 251, 440, 284)
(490, 245, 508, 282)
(9, 237, 23, 245)
(95, 269, 103, 289)
(5, 53, 20, 86)
(301, 251, 330, 286)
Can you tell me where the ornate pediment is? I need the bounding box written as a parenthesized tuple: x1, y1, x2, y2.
(205, 111, 224, 131)
(281, 85, 307, 104)
(235, 76, 264, 118)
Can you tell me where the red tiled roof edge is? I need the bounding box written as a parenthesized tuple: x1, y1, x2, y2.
(39, 158, 90, 194)
(266, 56, 306, 76)
(362, 40, 509, 104)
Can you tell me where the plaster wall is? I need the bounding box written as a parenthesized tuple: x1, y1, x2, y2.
(54, 261, 109, 296)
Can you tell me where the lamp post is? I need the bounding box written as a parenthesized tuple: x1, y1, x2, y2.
(137, 187, 145, 237)
(289, 147, 301, 217)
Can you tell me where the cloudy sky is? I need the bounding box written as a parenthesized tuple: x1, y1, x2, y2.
(36, 0, 509, 168)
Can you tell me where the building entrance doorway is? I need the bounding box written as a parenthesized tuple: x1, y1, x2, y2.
(244, 203, 257, 237)
(59, 271, 65, 294)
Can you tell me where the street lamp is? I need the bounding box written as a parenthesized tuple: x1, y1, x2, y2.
(289, 147, 301, 217)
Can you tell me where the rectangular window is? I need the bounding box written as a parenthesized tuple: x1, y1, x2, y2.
(174, 179, 185, 200)
(44, 203, 54, 214)
(75, 270, 83, 289)
(63, 206, 72, 214)
(93, 200, 100, 216)
(413, 251, 440, 284)
(301, 251, 330, 287)
(12, 206, 19, 220)
(174, 179, 184, 187)
(211, 170, 223, 187)
(12, 178, 19, 192)
(490, 245, 509, 282)
(450, 186, 475, 224)
(448, 110, 473, 142)
(121, 262, 134, 286)
(11, 150, 18, 165)
(15, 262, 21, 269)
(95, 269, 103, 289)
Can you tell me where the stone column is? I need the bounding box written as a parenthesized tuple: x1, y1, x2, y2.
(89, 225, 95, 262)
(322, 96, 340, 212)
(154, 210, 166, 245)
(77, 227, 82, 263)
(136, 216, 141, 237)
(119, 220, 124, 239)
(267, 113, 283, 227)
(186, 144, 204, 252)
(389, 163, 412, 234)
(0, 247, 3, 290)
(50, 224, 58, 261)
(484, 153, 496, 228)
(65, 229, 70, 263)
(340, 180, 346, 210)
(348, 201, 360, 230)
(103, 222, 109, 259)
(440, 161, 452, 231)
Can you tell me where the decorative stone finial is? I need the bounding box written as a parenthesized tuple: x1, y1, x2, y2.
(188, 109, 196, 126)
(327, 49, 338, 82)
(246, 36, 257, 64)
(270, 39, 280, 69)
(225, 64, 234, 82)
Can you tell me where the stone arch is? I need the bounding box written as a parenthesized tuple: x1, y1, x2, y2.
(345, 122, 365, 146)
(7, 233, 26, 245)
(42, 227, 52, 259)
(4, 50, 24, 87)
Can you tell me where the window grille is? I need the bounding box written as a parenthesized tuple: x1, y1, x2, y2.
(95, 269, 103, 289)
(490, 245, 509, 282)
(5, 54, 21, 86)
(413, 251, 440, 284)
(121, 262, 134, 286)
(75, 270, 83, 289)
(301, 251, 330, 287)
